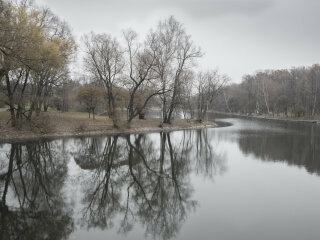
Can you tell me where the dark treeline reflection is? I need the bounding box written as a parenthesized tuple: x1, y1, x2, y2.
(237, 122, 320, 175)
(0, 129, 225, 240)
(72, 130, 225, 239)
(0, 141, 74, 240)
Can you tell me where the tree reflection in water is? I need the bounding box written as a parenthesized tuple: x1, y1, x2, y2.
(237, 123, 320, 175)
(72, 129, 226, 239)
(0, 141, 74, 240)
(0, 129, 226, 240)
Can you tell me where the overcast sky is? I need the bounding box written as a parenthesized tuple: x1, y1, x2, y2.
(37, 0, 320, 83)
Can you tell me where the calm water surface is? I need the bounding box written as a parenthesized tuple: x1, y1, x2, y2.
(1, 118, 320, 240)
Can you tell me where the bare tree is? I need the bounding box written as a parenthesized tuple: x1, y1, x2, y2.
(83, 33, 124, 127)
(197, 70, 229, 122)
(152, 16, 202, 124)
(123, 29, 163, 123)
(179, 70, 196, 120)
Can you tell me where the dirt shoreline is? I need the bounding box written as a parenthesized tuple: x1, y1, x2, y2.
(0, 123, 217, 144)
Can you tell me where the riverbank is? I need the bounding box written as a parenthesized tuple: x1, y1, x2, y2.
(212, 111, 320, 124)
(0, 111, 217, 143)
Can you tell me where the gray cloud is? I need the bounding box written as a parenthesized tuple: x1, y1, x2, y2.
(168, 0, 274, 18)
(104, 0, 274, 19)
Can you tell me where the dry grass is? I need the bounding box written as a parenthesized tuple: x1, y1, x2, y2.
(0, 111, 216, 141)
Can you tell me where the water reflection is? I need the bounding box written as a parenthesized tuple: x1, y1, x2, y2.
(73, 131, 225, 239)
(0, 129, 225, 240)
(0, 142, 74, 240)
(234, 120, 320, 175)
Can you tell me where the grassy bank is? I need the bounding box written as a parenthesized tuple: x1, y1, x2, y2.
(0, 111, 216, 143)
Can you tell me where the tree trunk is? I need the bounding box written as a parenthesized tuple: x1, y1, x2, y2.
(162, 93, 167, 123)
(127, 90, 135, 122)
(44, 103, 49, 112)
(9, 105, 16, 127)
(312, 93, 317, 117)
(28, 102, 34, 120)
(35, 101, 41, 117)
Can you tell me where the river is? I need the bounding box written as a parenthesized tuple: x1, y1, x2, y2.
(0, 117, 320, 240)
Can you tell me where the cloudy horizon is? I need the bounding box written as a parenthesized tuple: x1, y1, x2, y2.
(37, 0, 320, 82)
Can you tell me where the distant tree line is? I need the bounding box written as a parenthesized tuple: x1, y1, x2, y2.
(214, 64, 320, 118)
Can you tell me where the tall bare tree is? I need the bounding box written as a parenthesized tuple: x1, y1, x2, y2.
(152, 16, 202, 124)
(123, 30, 163, 123)
(83, 33, 124, 126)
(197, 70, 229, 122)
